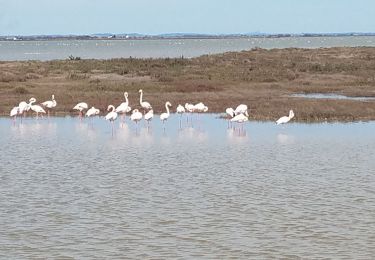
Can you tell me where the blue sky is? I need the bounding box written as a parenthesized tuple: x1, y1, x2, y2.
(0, 0, 374, 35)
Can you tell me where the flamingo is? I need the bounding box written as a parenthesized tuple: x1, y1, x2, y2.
(18, 100, 29, 119)
(105, 105, 118, 136)
(234, 104, 249, 116)
(144, 109, 154, 125)
(85, 106, 100, 117)
(225, 107, 235, 128)
(276, 110, 295, 125)
(184, 103, 194, 123)
(10, 106, 20, 124)
(29, 98, 46, 119)
(231, 113, 248, 135)
(176, 104, 185, 128)
(194, 102, 208, 113)
(160, 101, 172, 131)
(130, 109, 143, 132)
(115, 92, 129, 124)
(139, 89, 152, 113)
(41, 94, 57, 117)
(73, 102, 88, 119)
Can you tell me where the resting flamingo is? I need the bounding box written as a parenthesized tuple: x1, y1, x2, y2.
(234, 104, 249, 116)
(73, 102, 88, 119)
(231, 113, 248, 136)
(139, 89, 152, 113)
(276, 110, 295, 125)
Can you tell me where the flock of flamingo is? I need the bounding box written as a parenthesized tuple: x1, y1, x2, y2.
(9, 89, 294, 134)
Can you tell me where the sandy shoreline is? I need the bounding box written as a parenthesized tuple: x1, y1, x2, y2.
(1, 47, 375, 121)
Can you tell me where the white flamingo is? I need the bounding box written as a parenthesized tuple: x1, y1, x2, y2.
(139, 89, 152, 113)
(105, 105, 118, 136)
(234, 104, 249, 116)
(231, 113, 248, 135)
(41, 94, 57, 117)
(276, 110, 295, 125)
(10, 106, 20, 123)
(194, 102, 208, 113)
(130, 109, 143, 132)
(29, 98, 46, 119)
(18, 100, 29, 118)
(225, 107, 235, 128)
(73, 102, 88, 119)
(85, 106, 100, 117)
(160, 101, 172, 131)
(144, 109, 154, 125)
(184, 103, 194, 123)
(115, 92, 129, 124)
(176, 104, 185, 128)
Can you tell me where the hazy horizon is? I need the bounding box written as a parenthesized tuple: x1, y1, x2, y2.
(1, 0, 374, 36)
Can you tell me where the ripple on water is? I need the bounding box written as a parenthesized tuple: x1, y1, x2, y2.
(0, 115, 374, 258)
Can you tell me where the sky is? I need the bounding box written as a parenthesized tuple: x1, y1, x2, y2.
(0, 0, 374, 35)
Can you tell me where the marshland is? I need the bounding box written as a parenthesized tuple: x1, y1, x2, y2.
(1, 46, 375, 121)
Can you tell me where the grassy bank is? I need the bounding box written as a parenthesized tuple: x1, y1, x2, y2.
(1, 47, 375, 121)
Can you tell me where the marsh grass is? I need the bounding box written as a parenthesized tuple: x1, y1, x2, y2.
(1, 47, 375, 121)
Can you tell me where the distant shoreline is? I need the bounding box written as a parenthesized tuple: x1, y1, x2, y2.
(1, 33, 375, 41)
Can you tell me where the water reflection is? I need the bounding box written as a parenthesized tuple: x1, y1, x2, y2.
(0, 116, 375, 258)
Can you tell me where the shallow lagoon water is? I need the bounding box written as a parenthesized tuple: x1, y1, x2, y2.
(0, 114, 374, 258)
(1, 36, 375, 61)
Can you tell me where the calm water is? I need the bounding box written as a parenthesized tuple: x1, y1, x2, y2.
(292, 93, 375, 102)
(1, 36, 375, 61)
(0, 114, 374, 259)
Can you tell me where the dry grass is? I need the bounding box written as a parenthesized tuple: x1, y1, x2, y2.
(1, 47, 375, 121)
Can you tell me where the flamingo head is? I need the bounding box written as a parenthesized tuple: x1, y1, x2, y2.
(166, 101, 172, 107)
(107, 105, 114, 111)
(138, 89, 143, 93)
(29, 97, 36, 103)
(203, 106, 208, 112)
(132, 109, 139, 114)
(124, 92, 128, 98)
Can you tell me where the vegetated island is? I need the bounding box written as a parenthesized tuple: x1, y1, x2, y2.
(1, 47, 375, 122)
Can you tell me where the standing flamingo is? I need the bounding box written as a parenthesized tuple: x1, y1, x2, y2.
(184, 103, 194, 124)
(276, 110, 295, 125)
(176, 104, 185, 128)
(105, 105, 118, 136)
(85, 106, 100, 126)
(10, 106, 20, 124)
(29, 98, 46, 119)
(234, 104, 249, 116)
(130, 109, 143, 133)
(231, 113, 248, 136)
(225, 107, 235, 128)
(41, 94, 57, 117)
(115, 92, 129, 125)
(138, 89, 152, 113)
(73, 102, 88, 120)
(160, 101, 172, 131)
(144, 109, 154, 126)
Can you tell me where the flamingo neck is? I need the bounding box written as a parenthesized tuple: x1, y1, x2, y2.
(165, 104, 170, 115)
(139, 91, 143, 105)
(125, 94, 128, 104)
